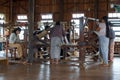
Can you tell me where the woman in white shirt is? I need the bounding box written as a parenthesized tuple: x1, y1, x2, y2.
(96, 16, 109, 66)
(9, 27, 23, 59)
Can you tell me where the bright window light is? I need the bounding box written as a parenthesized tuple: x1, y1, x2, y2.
(108, 13, 112, 17)
(71, 13, 84, 26)
(41, 20, 53, 23)
(0, 20, 5, 23)
(41, 14, 52, 19)
(17, 15, 27, 19)
(0, 13, 5, 23)
(71, 13, 85, 36)
(117, 13, 120, 17)
(16, 15, 28, 40)
(115, 32, 120, 35)
(115, 37, 120, 42)
(18, 27, 26, 40)
(17, 15, 28, 22)
(113, 27, 120, 31)
(0, 14, 4, 19)
(108, 13, 120, 42)
(39, 14, 53, 30)
(72, 13, 84, 18)
(113, 13, 116, 17)
(108, 13, 120, 18)
(71, 19, 79, 26)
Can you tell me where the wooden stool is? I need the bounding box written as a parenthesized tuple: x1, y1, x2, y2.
(0, 57, 8, 65)
(34, 51, 43, 59)
(8, 47, 17, 59)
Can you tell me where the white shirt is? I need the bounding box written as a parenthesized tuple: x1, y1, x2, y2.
(96, 22, 106, 36)
(9, 33, 20, 43)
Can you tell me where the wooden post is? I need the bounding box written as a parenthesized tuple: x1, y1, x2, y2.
(79, 17, 85, 63)
(27, 0, 35, 62)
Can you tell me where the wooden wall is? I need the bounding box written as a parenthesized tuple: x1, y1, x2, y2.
(0, 0, 120, 28)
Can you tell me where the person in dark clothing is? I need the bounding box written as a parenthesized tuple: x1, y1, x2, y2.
(23, 29, 50, 64)
(108, 22, 115, 62)
(49, 21, 65, 64)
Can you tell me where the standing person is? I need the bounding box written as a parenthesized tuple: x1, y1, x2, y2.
(49, 21, 65, 64)
(24, 31, 41, 64)
(23, 29, 50, 64)
(108, 23, 115, 62)
(9, 27, 23, 59)
(95, 16, 110, 66)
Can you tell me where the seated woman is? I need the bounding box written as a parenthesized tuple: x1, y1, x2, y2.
(9, 27, 23, 60)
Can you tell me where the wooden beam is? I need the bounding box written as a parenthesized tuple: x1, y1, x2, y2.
(0, 0, 9, 6)
(59, 0, 64, 21)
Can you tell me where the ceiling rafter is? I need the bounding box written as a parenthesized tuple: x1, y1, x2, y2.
(0, 0, 9, 7)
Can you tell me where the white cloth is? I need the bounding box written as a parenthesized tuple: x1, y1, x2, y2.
(96, 22, 106, 36)
(50, 37, 62, 59)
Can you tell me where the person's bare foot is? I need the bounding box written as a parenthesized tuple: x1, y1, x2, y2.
(50, 59, 54, 64)
(100, 60, 103, 65)
(108, 60, 113, 63)
(103, 64, 109, 67)
(55, 59, 59, 64)
(22, 61, 32, 65)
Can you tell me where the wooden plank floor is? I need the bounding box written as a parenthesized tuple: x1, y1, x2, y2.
(0, 56, 120, 80)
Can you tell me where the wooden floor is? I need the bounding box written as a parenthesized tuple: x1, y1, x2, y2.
(0, 56, 120, 80)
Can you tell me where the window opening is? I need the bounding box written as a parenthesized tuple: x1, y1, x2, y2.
(108, 13, 120, 42)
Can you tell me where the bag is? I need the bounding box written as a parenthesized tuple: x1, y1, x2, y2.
(109, 28, 115, 39)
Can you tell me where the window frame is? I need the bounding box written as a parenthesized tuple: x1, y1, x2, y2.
(17, 14, 28, 22)
(71, 13, 84, 35)
(39, 13, 53, 30)
(108, 13, 120, 42)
